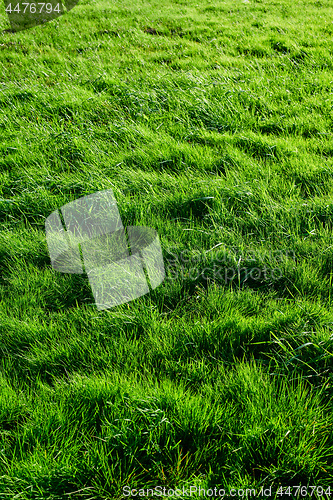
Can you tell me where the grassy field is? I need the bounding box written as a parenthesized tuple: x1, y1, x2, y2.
(0, 0, 333, 497)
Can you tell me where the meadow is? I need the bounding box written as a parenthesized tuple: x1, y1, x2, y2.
(0, 0, 333, 497)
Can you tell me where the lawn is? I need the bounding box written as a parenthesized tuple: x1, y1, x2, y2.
(0, 0, 333, 497)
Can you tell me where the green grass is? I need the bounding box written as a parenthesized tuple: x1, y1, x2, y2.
(0, 0, 333, 497)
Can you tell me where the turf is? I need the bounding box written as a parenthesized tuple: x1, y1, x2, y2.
(0, 0, 333, 497)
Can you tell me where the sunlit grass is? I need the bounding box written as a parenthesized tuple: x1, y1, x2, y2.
(0, 0, 333, 497)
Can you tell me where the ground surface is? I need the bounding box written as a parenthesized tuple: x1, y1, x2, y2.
(0, 0, 333, 498)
